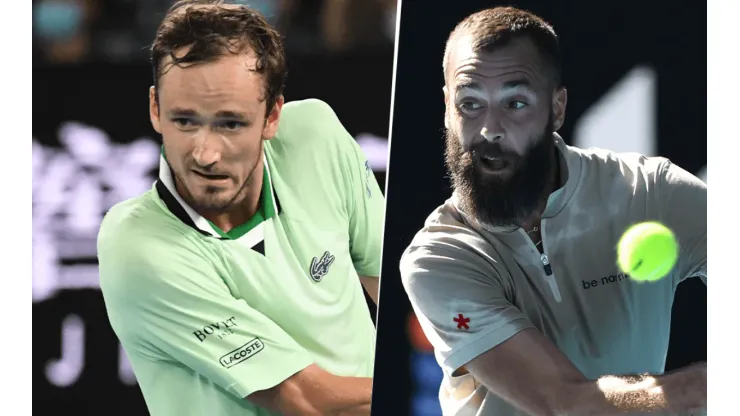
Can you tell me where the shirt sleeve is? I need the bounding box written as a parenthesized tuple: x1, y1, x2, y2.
(98, 223, 313, 399)
(400, 238, 535, 374)
(321, 103, 384, 278)
(658, 160, 706, 285)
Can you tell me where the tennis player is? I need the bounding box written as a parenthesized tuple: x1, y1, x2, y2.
(400, 7, 706, 416)
(97, 2, 382, 415)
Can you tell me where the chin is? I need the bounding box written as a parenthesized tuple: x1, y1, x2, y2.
(187, 187, 236, 213)
(192, 197, 236, 214)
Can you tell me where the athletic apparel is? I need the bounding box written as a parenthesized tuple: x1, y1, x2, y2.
(98, 99, 384, 416)
(400, 134, 706, 416)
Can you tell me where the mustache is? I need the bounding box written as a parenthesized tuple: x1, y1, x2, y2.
(470, 142, 517, 159)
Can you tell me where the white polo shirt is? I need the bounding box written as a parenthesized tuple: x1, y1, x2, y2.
(400, 135, 706, 416)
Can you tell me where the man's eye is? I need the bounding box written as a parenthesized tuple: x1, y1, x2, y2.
(460, 101, 483, 111)
(507, 101, 528, 110)
(219, 121, 246, 131)
(172, 118, 196, 128)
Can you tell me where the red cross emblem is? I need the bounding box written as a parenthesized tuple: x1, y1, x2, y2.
(454, 313, 470, 330)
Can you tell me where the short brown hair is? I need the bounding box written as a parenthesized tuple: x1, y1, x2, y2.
(443, 7, 562, 87)
(150, 0, 287, 115)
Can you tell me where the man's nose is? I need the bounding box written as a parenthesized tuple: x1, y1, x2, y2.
(465, 119, 505, 151)
(481, 109, 506, 143)
(480, 126, 504, 142)
(192, 130, 223, 167)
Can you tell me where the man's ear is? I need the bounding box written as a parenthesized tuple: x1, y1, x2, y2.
(149, 86, 161, 134)
(443, 85, 450, 130)
(552, 87, 568, 132)
(262, 95, 285, 140)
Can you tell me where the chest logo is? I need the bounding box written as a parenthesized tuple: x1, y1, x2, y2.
(454, 313, 471, 330)
(310, 251, 335, 282)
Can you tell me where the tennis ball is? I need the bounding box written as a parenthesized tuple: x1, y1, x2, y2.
(617, 222, 678, 282)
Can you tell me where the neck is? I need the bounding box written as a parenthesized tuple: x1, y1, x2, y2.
(211, 183, 263, 233)
(516, 146, 560, 231)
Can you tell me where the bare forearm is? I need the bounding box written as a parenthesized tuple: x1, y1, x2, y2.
(277, 375, 372, 416)
(560, 363, 706, 415)
(326, 376, 373, 416)
(250, 363, 374, 416)
(336, 403, 372, 416)
(567, 374, 672, 415)
(359, 275, 379, 305)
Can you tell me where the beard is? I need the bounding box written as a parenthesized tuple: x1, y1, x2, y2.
(445, 115, 557, 227)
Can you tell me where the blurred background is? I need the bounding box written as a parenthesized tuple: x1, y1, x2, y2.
(373, 1, 707, 416)
(33, 0, 394, 414)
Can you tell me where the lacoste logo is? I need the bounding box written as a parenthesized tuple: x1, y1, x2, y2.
(310, 251, 335, 282)
(219, 338, 264, 369)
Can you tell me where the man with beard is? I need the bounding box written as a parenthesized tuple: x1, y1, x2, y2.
(97, 2, 382, 415)
(400, 7, 706, 416)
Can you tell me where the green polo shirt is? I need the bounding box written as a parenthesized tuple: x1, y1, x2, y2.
(98, 99, 384, 415)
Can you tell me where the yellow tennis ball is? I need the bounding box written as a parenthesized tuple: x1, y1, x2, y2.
(617, 222, 678, 282)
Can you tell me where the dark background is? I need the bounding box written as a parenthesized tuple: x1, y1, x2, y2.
(372, 1, 707, 415)
(33, 1, 394, 414)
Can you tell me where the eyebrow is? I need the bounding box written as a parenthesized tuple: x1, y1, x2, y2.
(454, 78, 536, 95)
(167, 107, 198, 118)
(497, 82, 537, 99)
(501, 79, 533, 90)
(167, 107, 250, 120)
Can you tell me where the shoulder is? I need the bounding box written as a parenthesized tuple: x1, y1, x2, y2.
(568, 145, 675, 192)
(266, 99, 363, 204)
(99, 189, 184, 251)
(573, 145, 668, 176)
(658, 158, 706, 192)
(97, 190, 202, 293)
(573, 145, 704, 191)
(566, 145, 706, 219)
(272, 99, 355, 155)
(400, 200, 498, 287)
(276, 99, 344, 140)
(281, 98, 339, 122)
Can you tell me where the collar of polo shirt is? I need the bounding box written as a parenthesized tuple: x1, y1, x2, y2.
(154, 147, 282, 245)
